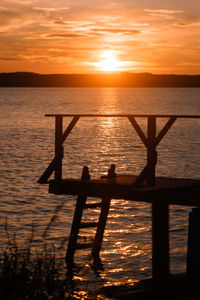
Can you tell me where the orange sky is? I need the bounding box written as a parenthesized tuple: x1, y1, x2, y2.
(1, 0, 200, 74)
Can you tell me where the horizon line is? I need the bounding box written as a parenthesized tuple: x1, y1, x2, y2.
(1, 71, 200, 76)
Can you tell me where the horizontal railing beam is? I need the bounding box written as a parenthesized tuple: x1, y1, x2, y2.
(45, 114, 200, 119)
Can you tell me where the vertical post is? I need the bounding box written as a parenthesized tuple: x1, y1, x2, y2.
(66, 194, 87, 268)
(187, 208, 200, 276)
(55, 115, 63, 181)
(92, 197, 111, 261)
(152, 199, 170, 286)
(147, 116, 157, 186)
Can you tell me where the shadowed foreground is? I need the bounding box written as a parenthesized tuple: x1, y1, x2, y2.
(2, 227, 200, 300)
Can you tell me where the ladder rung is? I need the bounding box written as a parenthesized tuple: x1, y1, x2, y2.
(80, 222, 99, 228)
(84, 203, 102, 209)
(75, 242, 94, 250)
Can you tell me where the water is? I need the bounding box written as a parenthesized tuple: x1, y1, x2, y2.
(0, 87, 200, 293)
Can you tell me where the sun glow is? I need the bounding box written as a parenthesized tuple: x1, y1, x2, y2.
(94, 51, 127, 72)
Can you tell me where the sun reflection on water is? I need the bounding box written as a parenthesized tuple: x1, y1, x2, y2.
(100, 117, 115, 128)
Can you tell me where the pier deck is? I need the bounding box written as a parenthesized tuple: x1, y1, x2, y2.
(49, 175, 200, 206)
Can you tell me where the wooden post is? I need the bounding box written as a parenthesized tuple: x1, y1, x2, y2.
(66, 166, 90, 268)
(152, 199, 170, 286)
(92, 197, 111, 261)
(66, 194, 87, 268)
(187, 207, 200, 276)
(147, 116, 157, 186)
(55, 116, 63, 181)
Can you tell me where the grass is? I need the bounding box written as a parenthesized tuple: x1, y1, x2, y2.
(0, 218, 74, 300)
(0, 202, 105, 299)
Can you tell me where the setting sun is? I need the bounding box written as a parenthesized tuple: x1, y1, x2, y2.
(94, 51, 127, 72)
(0, 1, 199, 74)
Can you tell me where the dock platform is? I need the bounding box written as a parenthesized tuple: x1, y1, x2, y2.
(49, 175, 200, 206)
(38, 113, 200, 288)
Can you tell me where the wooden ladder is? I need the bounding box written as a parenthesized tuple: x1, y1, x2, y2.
(66, 165, 115, 269)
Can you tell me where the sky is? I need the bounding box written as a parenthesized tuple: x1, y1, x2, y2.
(1, 0, 200, 74)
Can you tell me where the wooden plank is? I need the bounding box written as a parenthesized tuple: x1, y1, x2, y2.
(84, 203, 102, 209)
(65, 166, 91, 268)
(155, 117, 176, 146)
(38, 158, 56, 183)
(45, 114, 200, 119)
(66, 194, 87, 267)
(128, 116, 147, 147)
(152, 199, 169, 285)
(75, 242, 94, 250)
(60, 116, 79, 145)
(187, 208, 200, 276)
(92, 197, 111, 259)
(132, 165, 149, 187)
(80, 222, 99, 228)
(55, 115, 63, 181)
(147, 116, 157, 186)
(48, 177, 200, 205)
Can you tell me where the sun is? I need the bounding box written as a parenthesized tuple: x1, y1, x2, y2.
(94, 51, 125, 72)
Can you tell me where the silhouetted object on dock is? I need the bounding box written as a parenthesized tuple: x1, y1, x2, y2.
(81, 166, 90, 181)
(38, 114, 200, 289)
(107, 164, 116, 183)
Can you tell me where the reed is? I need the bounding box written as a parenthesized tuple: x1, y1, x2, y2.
(0, 218, 70, 299)
(43, 199, 67, 239)
(0, 201, 96, 299)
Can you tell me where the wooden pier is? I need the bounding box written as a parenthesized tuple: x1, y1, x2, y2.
(38, 114, 200, 288)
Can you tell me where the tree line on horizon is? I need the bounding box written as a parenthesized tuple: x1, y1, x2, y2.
(1, 72, 200, 87)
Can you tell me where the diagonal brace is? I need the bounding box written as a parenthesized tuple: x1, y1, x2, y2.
(155, 117, 176, 146)
(128, 116, 147, 147)
(38, 116, 80, 183)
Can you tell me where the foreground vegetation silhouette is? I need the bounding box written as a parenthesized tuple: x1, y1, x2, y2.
(0, 221, 70, 299)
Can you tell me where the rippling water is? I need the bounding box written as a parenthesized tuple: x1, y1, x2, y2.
(1, 87, 200, 293)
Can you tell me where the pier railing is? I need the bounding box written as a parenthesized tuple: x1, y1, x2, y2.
(38, 114, 200, 186)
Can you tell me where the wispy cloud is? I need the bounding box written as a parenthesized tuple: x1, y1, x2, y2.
(145, 9, 184, 14)
(144, 8, 184, 21)
(90, 28, 141, 35)
(46, 33, 86, 38)
(0, 0, 200, 74)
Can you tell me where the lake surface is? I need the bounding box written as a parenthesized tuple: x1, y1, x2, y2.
(0, 87, 200, 296)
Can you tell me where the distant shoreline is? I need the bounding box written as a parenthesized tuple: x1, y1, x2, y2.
(1, 72, 200, 87)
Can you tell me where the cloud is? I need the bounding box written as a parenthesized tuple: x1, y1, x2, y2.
(0, 7, 20, 26)
(90, 28, 141, 35)
(0, 56, 24, 61)
(0, 2, 71, 31)
(0, 0, 200, 74)
(144, 8, 184, 20)
(34, 7, 70, 12)
(178, 61, 200, 67)
(144, 9, 200, 28)
(0, 4, 45, 29)
(46, 33, 85, 38)
(145, 9, 184, 14)
(175, 13, 200, 26)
